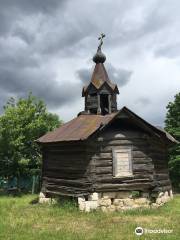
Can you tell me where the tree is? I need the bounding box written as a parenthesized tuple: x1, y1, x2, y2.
(0, 93, 61, 186)
(165, 92, 180, 190)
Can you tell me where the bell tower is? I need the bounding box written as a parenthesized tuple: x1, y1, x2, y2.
(82, 34, 119, 115)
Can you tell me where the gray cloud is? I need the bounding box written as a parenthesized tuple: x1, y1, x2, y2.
(76, 68, 91, 85)
(0, 65, 81, 112)
(0, 0, 66, 36)
(106, 64, 132, 87)
(155, 42, 180, 59)
(0, 0, 65, 15)
(135, 97, 151, 106)
(0, 0, 83, 113)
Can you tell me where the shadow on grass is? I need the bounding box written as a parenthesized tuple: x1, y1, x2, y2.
(53, 196, 78, 211)
(29, 194, 79, 212)
(29, 197, 39, 204)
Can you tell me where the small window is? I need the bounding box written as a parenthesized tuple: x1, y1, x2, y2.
(113, 148, 132, 177)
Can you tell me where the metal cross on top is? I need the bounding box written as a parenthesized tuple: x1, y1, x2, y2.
(97, 33, 105, 51)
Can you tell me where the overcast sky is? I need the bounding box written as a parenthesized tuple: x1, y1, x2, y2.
(0, 0, 180, 126)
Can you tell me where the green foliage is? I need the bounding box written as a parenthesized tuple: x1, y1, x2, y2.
(0, 93, 61, 183)
(165, 92, 180, 190)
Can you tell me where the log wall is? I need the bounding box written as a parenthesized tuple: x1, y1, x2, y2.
(148, 139, 171, 192)
(87, 126, 171, 193)
(42, 142, 92, 197)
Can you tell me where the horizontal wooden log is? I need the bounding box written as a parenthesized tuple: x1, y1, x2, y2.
(149, 153, 166, 158)
(134, 174, 154, 180)
(132, 145, 149, 151)
(153, 185, 172, 192)
(95, 160, 112, 167)
(45, 163, 87, 170)
(45, 161, 88, 168)
(153, 158, 167, 162)
(45, 188, 90, 197)
(47, 148, 86, 153)
(153, 160, 167, 164)
(97, 139, 134, 145)
(98, 146, 150, 153)
(89, 142, 148, 149)
(46, 185, 91, 194)
(156, 179, 171, 187)
(44, 171, 88, 179)
(99, 152, 112, 158)
(88, 151, 152, 160)
(154, 173, 169, 180)
(133, 169, 154, 174)
(45, 158, 87, 164)
(149, 147, 165, 153)
(44, 177, 91, 186)
(46, 190, 88, 197)
(45, 143, 86, 150)
(133, 157, 152, 163)
(95, 182, 155, 191)
(87, 104, 98, 109)
(46, 154, 86, 159)
(154, 167, 167, 171)
(45, 159, 87, 165)
(121, 178, 154, 183)
(94, 172, 154, 180)
(153, 166, 168, 171)
(133, 164, 154, 171)
(45, 166, 87, 172)
(133, 151, 149, 158)
(46, 182, 91, 189)
(95, 166, 112, 174)
(96, 178, 153, 184)
(154, 169, 169, 174)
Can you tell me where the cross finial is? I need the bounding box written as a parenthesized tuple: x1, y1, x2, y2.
(97, 33, 105, 51)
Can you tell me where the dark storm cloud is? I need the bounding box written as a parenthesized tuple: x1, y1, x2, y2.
(0, 0, 83, 113)
(0, 65, 81, 112)
(12, 28, 35, 46)
(0, 0, 96, 114)
(32, 16, 98, 57)
(76, 64, 132, 87)
(0, 0, 65, 15)
(0, 0, 66, 35)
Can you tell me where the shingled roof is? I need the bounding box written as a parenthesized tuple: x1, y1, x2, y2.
(37, 107, 177, 144)
(82, 63, 119, 96)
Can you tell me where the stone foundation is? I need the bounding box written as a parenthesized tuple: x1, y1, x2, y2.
(39, 192, 52, 204)
(78, 190, 173, 212)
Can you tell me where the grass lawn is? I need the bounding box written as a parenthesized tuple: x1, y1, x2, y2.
(0, 194, 179, 240)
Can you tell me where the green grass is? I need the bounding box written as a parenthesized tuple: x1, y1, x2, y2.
(0, 194, 179, 240)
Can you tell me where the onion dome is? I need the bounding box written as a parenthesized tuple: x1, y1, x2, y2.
(93, 49, 106, 63)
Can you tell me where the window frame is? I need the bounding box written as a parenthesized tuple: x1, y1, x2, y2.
(112, 147, 133, 178)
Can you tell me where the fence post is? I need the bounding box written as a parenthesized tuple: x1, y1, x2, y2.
(31, 175, 36, 194)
